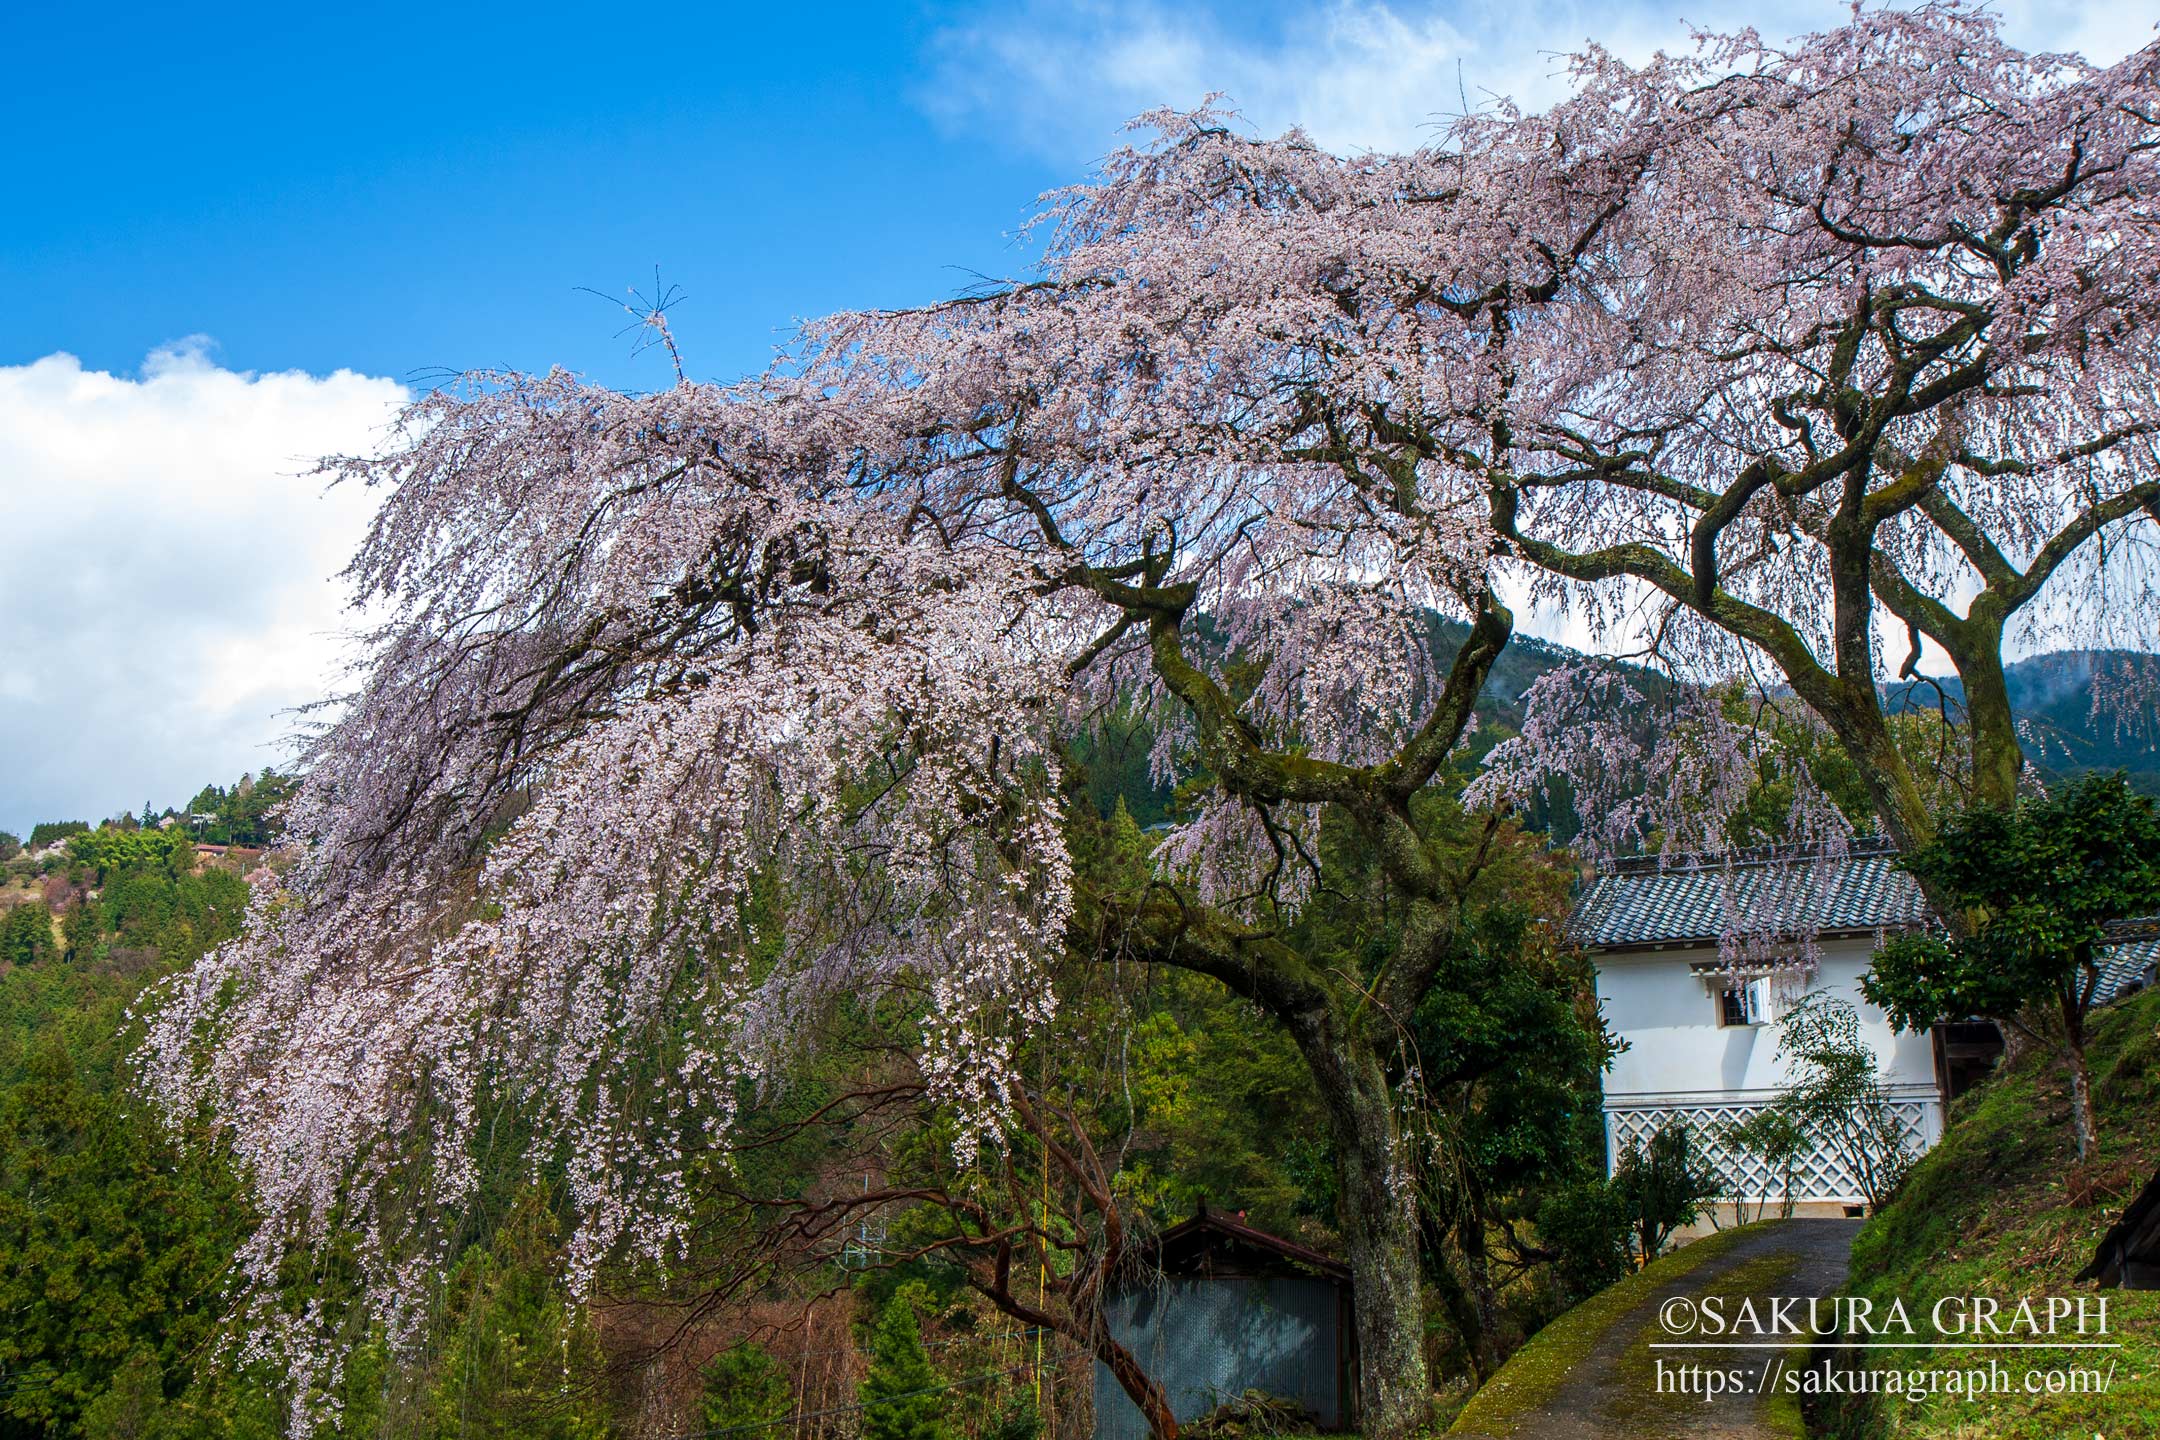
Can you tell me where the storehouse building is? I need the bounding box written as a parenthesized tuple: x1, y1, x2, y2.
(1572, 840, 2158, 1215)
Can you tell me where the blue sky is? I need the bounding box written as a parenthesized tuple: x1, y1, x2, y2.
(0, 0, 2148, 832)
(1, 4, 1060, 392)
(7, 0, 2143, 390)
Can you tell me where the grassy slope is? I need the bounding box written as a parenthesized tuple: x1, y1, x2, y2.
(1826, 983, 2160, 1439)
(1448, 1222, 1771, 1434)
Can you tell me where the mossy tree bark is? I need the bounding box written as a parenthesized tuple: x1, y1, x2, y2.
(1075, 580, 1515, 1440)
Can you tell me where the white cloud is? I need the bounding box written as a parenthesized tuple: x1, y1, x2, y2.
(0, 343, 403, 833)
(920, 0, 2154, 162)
(1996, 0, 2159, 68)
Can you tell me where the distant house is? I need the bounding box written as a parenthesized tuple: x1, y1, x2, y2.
(193, 843, 265, 865)
(1573, 841, 2158, 1215)
(1093, 1206, 1356, 1440)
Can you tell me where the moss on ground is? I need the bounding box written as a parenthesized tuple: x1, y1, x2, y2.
(1604, 1249, 1806, 1433)
(1447, 1222, 1771, 1435)
(1821, 983, 2160, 1440)
(1762, 1342, 1811, 1438)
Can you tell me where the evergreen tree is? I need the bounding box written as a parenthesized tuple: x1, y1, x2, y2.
(62, 898, 105, 964)
(426, 1189, 613, 1439)
(699, 1342, 792, 1436)
(0, 1031, 241, 1434)
(858, 1288, 945, 1440)
(80, 1346, 166, 1440)
(1868, 772, 2160, 1159)
(0, 902, 55, 968)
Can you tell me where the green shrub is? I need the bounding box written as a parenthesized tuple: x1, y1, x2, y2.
(1611, 1123, 1720, 1262)
(1535, 1179, 1630, 1293)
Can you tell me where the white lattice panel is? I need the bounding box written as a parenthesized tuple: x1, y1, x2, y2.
(1604, 1098, 1938, 1204)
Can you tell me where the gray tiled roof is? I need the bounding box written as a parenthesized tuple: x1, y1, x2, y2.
(1571, 846, 1928, 949)
(2096, 936, 2159, 1006)
(1572, 850, 2160, 1005)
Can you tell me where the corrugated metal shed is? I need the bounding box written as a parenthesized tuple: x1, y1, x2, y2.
(1093, 1207, 1355, 1440)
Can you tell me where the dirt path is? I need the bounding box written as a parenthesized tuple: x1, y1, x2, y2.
(1452, 1219, 1862, 1439)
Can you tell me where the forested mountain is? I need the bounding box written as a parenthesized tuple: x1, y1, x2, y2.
(1888, 649, 2160, 792)
(1467, 634, 2159, 795)
(1076, 629, 2160, 833)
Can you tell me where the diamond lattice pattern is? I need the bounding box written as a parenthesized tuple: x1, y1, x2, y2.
(1605, 1099, 1938, 1205)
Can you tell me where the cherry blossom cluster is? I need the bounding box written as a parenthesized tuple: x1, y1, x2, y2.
(138, 372, 1076, 1411)
(137, 4, 2160, 1416)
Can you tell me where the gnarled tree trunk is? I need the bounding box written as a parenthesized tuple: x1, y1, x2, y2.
(1292, 1013, 1430, 1440)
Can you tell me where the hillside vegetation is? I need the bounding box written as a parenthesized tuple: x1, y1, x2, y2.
(0, 799, 622, 1436)
(1820, 983, 2160, 1439)
(0, 774, 1621, 1437)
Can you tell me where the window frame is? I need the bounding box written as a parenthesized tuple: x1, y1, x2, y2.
(1717, 978, 1769, 1028)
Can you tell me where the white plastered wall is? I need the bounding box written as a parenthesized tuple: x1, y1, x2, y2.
(1595, 935, 1943, 1205)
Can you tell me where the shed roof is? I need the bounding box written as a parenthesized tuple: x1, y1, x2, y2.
(2077, 1163, 2160, 1288)
(2096, 933, 2159, 1003)
(1125, 1205, 1351, 1285)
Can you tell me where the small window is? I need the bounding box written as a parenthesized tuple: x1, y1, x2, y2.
(1718, 981, 1767, 1027)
